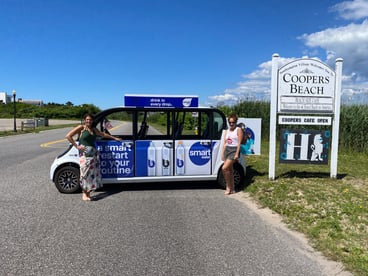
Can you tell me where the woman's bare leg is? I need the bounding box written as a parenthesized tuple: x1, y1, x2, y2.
(222, 159, 234, 194)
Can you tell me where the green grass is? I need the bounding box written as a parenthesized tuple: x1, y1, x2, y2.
(244, 140, 368, 275)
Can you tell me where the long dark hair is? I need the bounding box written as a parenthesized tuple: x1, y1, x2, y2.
(82, 114, 95, 133)
(83, 113, 95, 121)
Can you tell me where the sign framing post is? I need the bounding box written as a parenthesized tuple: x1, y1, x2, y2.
(330, 58, 343, 178)
(269, 54, 279, 180)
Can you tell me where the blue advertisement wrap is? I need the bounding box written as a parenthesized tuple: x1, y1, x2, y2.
(135, 141, 151, 176)
(188, 141, 213, 166)
(124, 95, 198, 108)
(96, 141, 134, 178)
(95, 140, 218, 178)
(135, 140, 216, 177)
(135, 140, 174, 176)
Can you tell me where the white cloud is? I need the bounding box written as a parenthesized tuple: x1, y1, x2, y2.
(209, 0, 368, 106)
(209, 57, 299, 105)
(300, 0, 368, 104)
(330, 0, 368, 20)
(299, 20, 368, 78)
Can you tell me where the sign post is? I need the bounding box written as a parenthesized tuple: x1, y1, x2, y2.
(268, 54, 279, 180)
(330, 58, 343, 178)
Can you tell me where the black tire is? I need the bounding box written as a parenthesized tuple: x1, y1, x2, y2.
(217, 163, 245, 190)
(54, 166, 80, 194)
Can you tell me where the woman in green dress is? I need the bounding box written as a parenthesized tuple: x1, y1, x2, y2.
(66, 113, 121, 201)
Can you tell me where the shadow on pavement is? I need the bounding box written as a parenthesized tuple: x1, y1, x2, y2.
(92, 180, 221, 201)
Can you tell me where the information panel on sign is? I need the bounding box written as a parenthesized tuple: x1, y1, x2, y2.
(279, 129, 330, 164)
(278, 115, 332, 125)
(278, 59, 335, 114)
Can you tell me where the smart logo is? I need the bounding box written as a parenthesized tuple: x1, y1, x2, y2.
(189, 142, 211, 166)
(182, 98, 192, 107)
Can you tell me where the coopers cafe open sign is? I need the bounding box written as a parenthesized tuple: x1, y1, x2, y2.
(278, 59, 335, 114)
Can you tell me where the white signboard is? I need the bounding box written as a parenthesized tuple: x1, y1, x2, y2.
(278, 59, 335, 114)
(269, 54, 343, 180)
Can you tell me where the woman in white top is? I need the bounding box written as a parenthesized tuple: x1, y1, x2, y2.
(221, 112, 243, 195)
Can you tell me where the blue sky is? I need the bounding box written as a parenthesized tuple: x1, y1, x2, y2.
(1, 0, 368, 109)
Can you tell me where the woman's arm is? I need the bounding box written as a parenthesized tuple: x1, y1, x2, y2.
(221, 130, 228, 161)
(235, 127, 243, 159)
(94, 128, 121, 141)
(65, 125, 84, 149)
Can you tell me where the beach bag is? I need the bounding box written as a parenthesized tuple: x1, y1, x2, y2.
(240, 144, 247, 154)
(237, 123, 247, 144)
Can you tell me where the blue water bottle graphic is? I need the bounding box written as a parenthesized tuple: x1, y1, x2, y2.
(176, 141, 185, 175)
(162, 142, 171, 176)
(147, 142, 156, 176)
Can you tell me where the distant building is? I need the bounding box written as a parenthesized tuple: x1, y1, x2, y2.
(19, 99, 44, 106)
(0, 92, 13, 104)
(0, 91, 44, 106)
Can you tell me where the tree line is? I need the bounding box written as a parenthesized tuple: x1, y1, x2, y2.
(1, 101, 367, 152)
(220, 101, 368, 153)
(0, 102, 100, 120)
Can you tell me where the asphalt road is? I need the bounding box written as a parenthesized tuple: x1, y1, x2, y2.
(0, 127, 351, 276)
(0, 118, 80, 131)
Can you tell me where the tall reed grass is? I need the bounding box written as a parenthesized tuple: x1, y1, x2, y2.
(219, 101, 368, 153)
